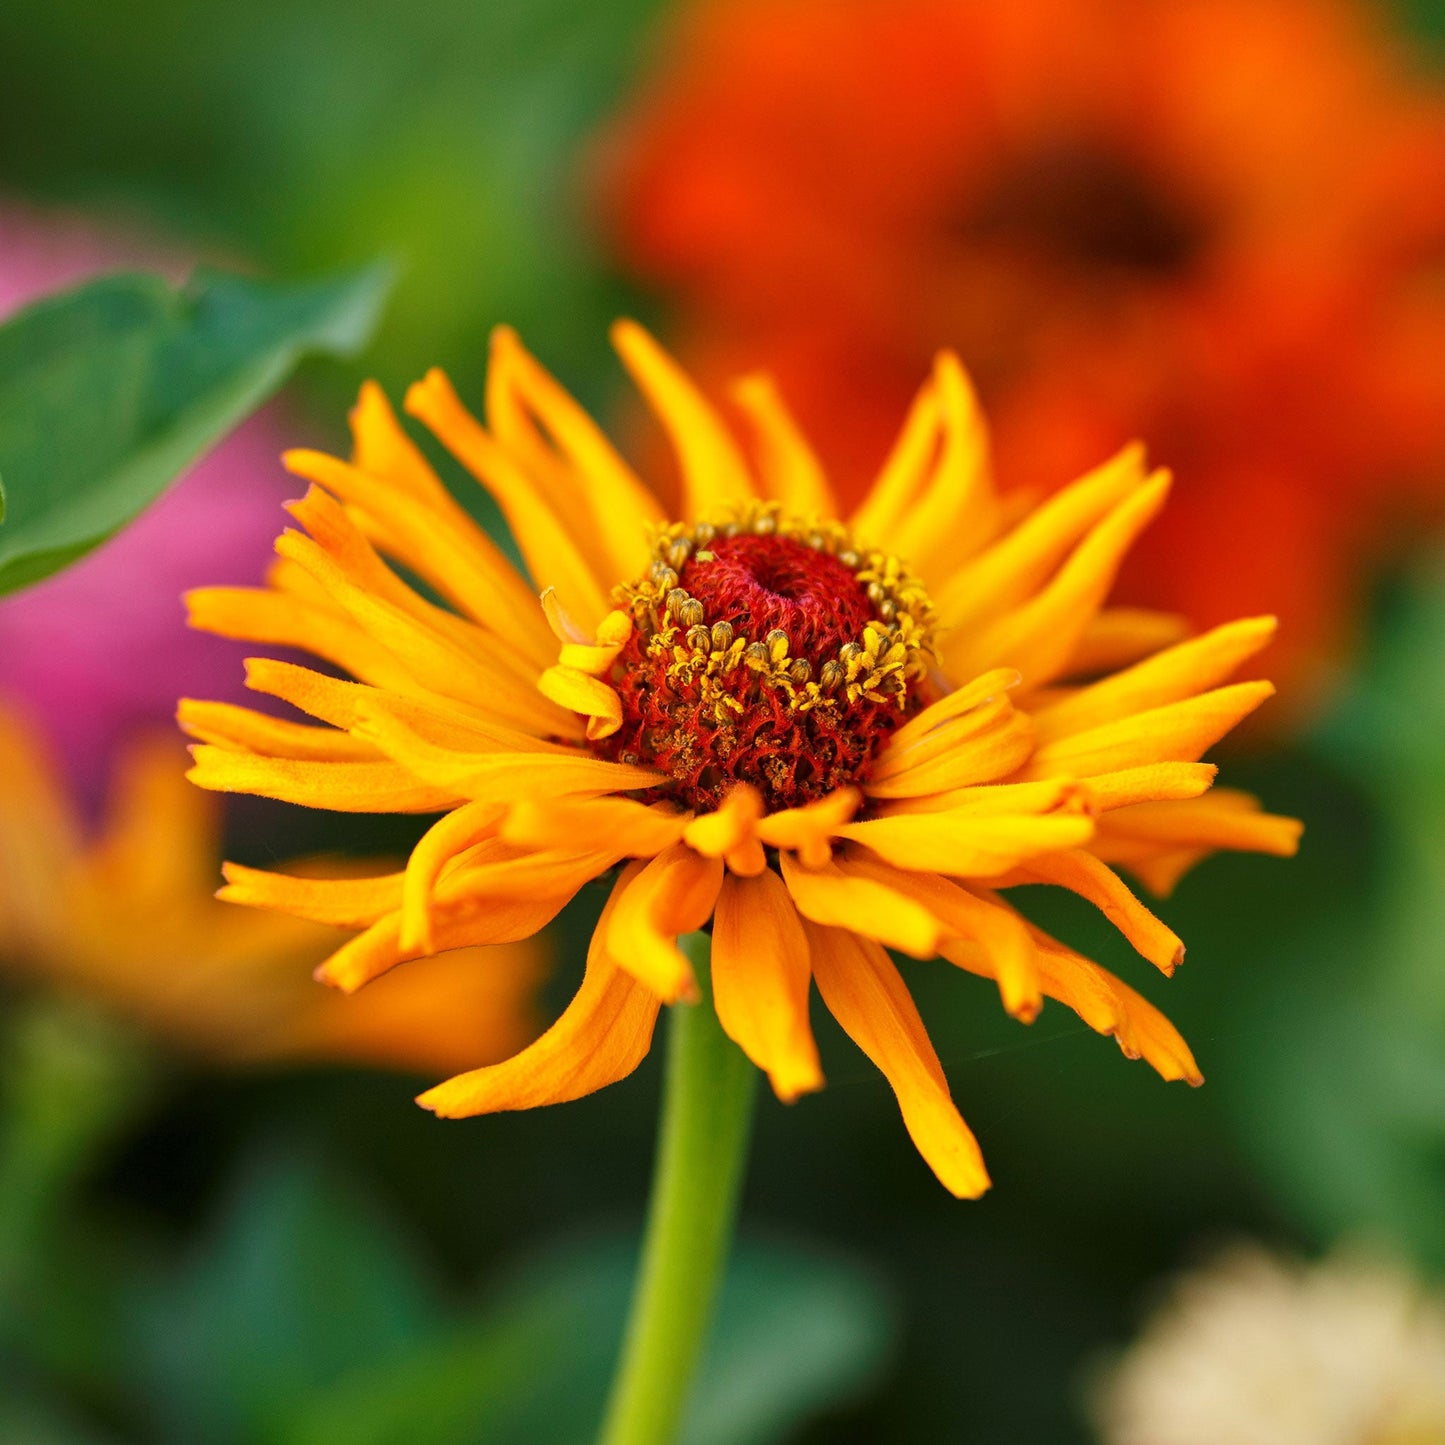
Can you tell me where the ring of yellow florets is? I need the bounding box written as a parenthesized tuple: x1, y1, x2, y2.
(595, 502, 937, 811)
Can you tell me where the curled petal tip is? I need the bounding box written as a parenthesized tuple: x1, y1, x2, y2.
(771, 1067, 826, 1105)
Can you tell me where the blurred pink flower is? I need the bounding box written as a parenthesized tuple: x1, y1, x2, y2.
(0, 202, 295, 800)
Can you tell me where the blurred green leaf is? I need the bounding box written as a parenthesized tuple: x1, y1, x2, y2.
(682, 1241, 895, 1445)
(0, 262, 390, 594)
(283, 1235, 894, 1445)
(1223, 557, 1445, 1276)
(0, 1376, 119, 1445)
(0, 999, 153, 1302)
(0, 0, 664, 414)
(130, 1147, 443, 1444)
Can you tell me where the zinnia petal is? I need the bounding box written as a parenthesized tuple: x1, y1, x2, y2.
(712, 868, 823, 1102)
(417, 865, 661, 1116)
(808, 922, 990, 1199)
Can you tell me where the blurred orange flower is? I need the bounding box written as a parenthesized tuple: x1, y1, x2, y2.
(603, 0, 1445, 698)
(0, 704, 544, 1074)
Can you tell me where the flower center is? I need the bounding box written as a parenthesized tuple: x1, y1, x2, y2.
(596, 504, 936, 811)
(962, 143, 1206, 277)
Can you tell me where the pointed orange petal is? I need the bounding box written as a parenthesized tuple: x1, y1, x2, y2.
(611, 319, 757, 518)
(712, 869, 822, 1102)
(418, 865, 661, 1115)
(932, 442, 1146, 632)
(501, 796, 688, 859)
(489, 326, 665, 582)
(1021, 681, 1276, 778)
(943, 470, 1171, 690)
(1061, 607, 1192, 678)
(1032, 617, 1278, 744)
(888, 354, 997, 582)
(730, 372, 836, 518)
(178, 698, 379, 762)
(1029, 928, 1202, 1085)
(219, 862, 404, 929)
(839, 854, 1043, 1022)
(603, 842, 723, 1002)
(837, 810, 1096, 877)
(405, 368, 614, 626)
(779, 850, 945, 958)
(807, 923, 990, 1198)
(755, 787, 861, 868)
(1001, 850, 1184, 975)
(187, 747, 461, 813)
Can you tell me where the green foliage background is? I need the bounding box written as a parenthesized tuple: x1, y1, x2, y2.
(0, 0, 1442, 1441)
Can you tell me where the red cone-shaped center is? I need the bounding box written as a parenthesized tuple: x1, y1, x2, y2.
(679, 534, 874, 653)
(596, 532, 915, 812)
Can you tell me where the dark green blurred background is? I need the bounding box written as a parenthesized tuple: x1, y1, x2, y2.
(0, 1, 1442, 1441)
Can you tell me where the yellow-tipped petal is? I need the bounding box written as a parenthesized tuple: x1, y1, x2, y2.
(849, 371, 941, 544)
(874, 667, 1022, 762)
(840, 854, 1043, 1022)
(808, 923, 991, 1199)
(603, 843, 723, 1002)
(1032, 617, 1278, 743)
(501, 796, 688, 859)
(944, 469, 1172, 689)
(889, 353, 997, 580)
(488, 326, 665, 582)
(1090, 790, 1303, 896)
(242, 657, 572, 752)
(1000, 850, 1184, 974)
(683, 785, 767, 876)
(1080, 762, 1218, 813)
(274, 519, 553, 728)
(405, 368, 614, 625)
(1021, 681, 1277, 779)
(755, 787, 861, 868)
(399, 801, 506, 953)
(712, 869, 822, 1102)
(186, 585, 418, 697)
(219, 862, 404, 929)
(178, 699, 379, 763)
(418, 865, 661, 1115)
(1062, 607, 1193, 678)
(187, 747, 460, 814)
(932, 442, 1147, 632)
(838, 810, 1096, 877)
(611, 319, 757, 518)
(779, 850, 945, 958)
(348, 378, 452, 506)
(285, 441, 554, 666)
(731, 372, 836, 518)
(349, 702, 662, 803)
(864, 702, 1034, 798)
(870, 776, 1091, 819)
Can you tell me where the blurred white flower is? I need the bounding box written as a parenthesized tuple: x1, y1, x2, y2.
(1092, 1244, 1445, 1445)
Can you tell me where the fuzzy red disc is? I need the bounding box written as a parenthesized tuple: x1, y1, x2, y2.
(679, 534, 874, 652)
(596, 534, 914, 812)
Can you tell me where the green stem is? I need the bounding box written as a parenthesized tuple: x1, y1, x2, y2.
(598, 931, 758, 1445)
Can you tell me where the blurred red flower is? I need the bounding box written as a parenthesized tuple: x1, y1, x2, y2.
(602, 0, 1445, 701)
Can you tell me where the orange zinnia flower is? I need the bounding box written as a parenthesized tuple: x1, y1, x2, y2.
(601, 0, 1445, 697)
(0, 704, 544, 1074)
(183, 324, 1299, 1196)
